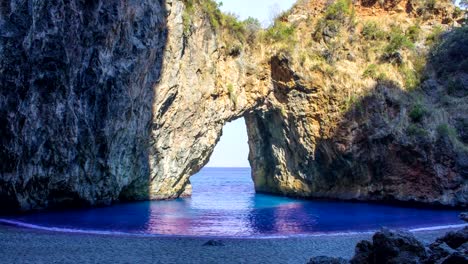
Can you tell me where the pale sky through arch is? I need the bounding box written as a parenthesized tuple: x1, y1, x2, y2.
(206, 0, 296, 168)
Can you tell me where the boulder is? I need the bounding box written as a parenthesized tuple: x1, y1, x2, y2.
(350, 229, 427, 264)
(372, 229, 427, 264)
(435, 227, 468, 249)
(426, 242, 457, 264)
(350, 240, 373, 264)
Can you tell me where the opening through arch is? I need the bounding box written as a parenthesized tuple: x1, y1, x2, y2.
(190, 117, 254, 199)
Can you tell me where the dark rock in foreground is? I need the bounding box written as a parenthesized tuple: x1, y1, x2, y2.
(312, 227, 468, 264)
(350, 228, 427, 264)
(428, 227, 468, 264)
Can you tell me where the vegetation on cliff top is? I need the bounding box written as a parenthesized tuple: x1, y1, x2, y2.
(181, 0, 261, 44)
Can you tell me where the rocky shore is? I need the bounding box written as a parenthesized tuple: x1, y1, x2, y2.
(308, 214, 468, 264)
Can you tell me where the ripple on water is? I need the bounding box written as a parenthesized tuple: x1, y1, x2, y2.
(1, 168, 464, 237)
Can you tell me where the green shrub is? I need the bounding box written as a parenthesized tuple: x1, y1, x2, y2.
(361, 21, 386, 40)
(437, 123, 457, 138)
(227, 83, 237, 108)
(453, 7, 463, 18)
(409, 104, 426, 122)
(313, 0, 354, 41)
(182, 0, 195, 37)
(425, 25, 443, 47)
(324, 0, 353, 21)
(264, 21, 296, 43)
(385, 27, 415, 54)
(181, 0, 224, 35)
(201, 0, 223, 29)
(222, 12, 247, 42)
(430, 26, 468, 78)
(243, 17, 262, 43)
(400, 66, 420, 90)
(447, 78, 467, 97)
(437, 123, 468, 152)
(182, 0, 260, 43)
(363, 64, 379, 78)
(226, 42, 243, 57)
(406, 24, 421, 42)
(407, 124, 428, 137)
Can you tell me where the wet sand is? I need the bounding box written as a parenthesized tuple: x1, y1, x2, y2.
(0, 224, 463, 264)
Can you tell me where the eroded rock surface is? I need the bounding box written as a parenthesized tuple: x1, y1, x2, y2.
(0, 0, 167, 210)
(147, 0, 271, 199)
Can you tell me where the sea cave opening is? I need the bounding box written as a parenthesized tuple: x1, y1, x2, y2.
(190, 117, 255, 200)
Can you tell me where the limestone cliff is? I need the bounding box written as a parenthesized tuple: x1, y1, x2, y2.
(245, 0, 468, 206)
(0, 0, 467, 212)
(150, 0, 467, 206)
(0, 0, 167, 210)
(147, 0, 270, 200)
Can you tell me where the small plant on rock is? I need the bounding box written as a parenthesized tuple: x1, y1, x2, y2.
(409, 103, 427, 122)
(361, 21, 386, 40)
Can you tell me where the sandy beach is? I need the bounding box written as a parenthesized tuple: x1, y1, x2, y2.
(0, 224, 464, 264)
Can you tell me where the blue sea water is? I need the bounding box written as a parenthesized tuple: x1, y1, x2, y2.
(2, 168, 464, 237)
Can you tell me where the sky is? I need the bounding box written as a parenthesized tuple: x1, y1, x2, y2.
(206, 1, 296, 168)
(206, 118, 250, 167)
(219, 0, 297, 26)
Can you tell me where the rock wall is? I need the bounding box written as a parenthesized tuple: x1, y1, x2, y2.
(148, 0, 271, 199)
(0, 0, 167, 211)
(244, 1, 467, 207)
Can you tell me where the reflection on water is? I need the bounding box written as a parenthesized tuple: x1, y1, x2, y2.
(4, 168, 464, 237)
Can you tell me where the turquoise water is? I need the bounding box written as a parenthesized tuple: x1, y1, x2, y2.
(2, 168, 464, 237)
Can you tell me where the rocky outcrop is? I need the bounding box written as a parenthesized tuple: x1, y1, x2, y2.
(0, 0, 467, 211)
(0, 0, 167, 211)
(307, 227, 468, 264)
(151, 0, 467, 206)
(147, 0, 271, 200)
(350, 228, 428, 263)
(245, 1, 467, 206)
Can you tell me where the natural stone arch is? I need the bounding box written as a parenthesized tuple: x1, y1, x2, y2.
(133, 0, 272, 200)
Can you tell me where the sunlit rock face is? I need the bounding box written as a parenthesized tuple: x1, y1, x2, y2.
(148, 0, 271, 199)
(0, 0, 167, 211)
(242, 1, 467, 207)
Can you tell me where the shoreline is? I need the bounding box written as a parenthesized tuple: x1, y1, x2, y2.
(1, 223, 466, 264)
(0, 218, 465, 240)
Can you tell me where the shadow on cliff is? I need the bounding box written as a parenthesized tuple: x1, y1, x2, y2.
(249, 26, 467, 207)
(311, 26, 468, 206)
(0, 0, 169, 213)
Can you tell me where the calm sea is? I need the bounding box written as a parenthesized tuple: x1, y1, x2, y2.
(1, 167, 464, 237)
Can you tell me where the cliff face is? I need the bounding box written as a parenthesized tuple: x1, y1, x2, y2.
(245, 0, 467, 206)
(0, 0, 466, 212)
(0, 0, 167, 210)
(147, 0, 271, 200)
(151, 0, 467, 206)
